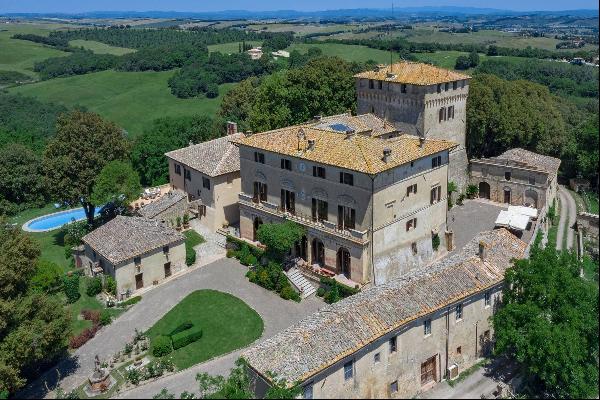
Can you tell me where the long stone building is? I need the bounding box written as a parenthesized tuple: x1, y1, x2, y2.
(243, 228, 526, 399)
(233, 117, 457, 286)
(355, 62, 471, 191)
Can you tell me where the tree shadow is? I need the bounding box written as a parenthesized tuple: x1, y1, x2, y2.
(17, 353, 80, 399)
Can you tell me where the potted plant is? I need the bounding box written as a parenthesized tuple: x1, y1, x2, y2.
(182, 213, 190, 229)
(176, 216, 182, 231)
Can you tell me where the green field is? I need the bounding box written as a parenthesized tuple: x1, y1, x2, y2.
(412, 51, 525, 70)
(286, 42, 393, 63)
(10, 70, 235, 136)
(207, 41, 262, 54)
(0, 24, 69, 77)
(69, 39, 136, 55)
(147, 290, 263, 369)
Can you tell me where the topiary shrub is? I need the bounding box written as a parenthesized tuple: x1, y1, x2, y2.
(169, 321, 193, 337)
(324, 284, 341, 304)
(171, 326, 203, 350)
(186, 248, 196, 266)
(86, 277, 103, 297)
(63, 273, 80, 303)
(280, 286, 301, 302)
(152, 335, 173, 357)
(316, 287, 326, 297)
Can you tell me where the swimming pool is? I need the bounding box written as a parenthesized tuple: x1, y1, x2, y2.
(23, 206, 103, 232)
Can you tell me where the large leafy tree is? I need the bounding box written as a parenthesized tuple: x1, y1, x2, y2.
(91, 160, 141, 206)
(0, 222, 71, 393)
(493, 247, 599, 398)
(43, 111, 130, 225)
(0, 144, 47, 216)
(256, 221, 306, 262)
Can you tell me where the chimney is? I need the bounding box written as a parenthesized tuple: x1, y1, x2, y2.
(345, 129, 355, 139)
(226, 121, 238, 135)
(419, 136, 425, 148)
(382, 147, 392, 163)
(347, 109, 352, 116)
(313, 115, 322, 121)
(307, 139, 316, 151)
(478, 241, 487, 261)
(245, 130, 253, 136)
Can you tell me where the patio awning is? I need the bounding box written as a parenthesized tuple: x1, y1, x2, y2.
(495, 210, 530, 231)
(508, 205, 538, 219)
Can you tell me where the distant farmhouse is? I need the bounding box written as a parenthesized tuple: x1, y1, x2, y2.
(244, 228, 527, 399)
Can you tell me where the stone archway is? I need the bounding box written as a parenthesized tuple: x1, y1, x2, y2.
(524, 189, 538, 208)
(479, 181, 491, 200)
(311, 238, 325, 266)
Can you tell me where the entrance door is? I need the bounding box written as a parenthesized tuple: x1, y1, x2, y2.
(135, 273, 144, 290)
(164, 262, 172, 278)
(337, 248, 351, 279)
(311, 239, 325, 266)
(504, 189, 511, 204)
(420, 356, 437, 386)
(253, 217, 263, 241)
(479, 182, 490, 199)
(295, 235, 308, 260)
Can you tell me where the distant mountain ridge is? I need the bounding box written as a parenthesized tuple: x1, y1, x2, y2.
(2, 7, 598, 20)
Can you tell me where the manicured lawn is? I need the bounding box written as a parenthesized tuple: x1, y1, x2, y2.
(146, 290, 263, 370)
(9, 70, 236, 137)
(286, 42, 393, 63)
(69, 39, 136, 56)
(208, 41, 262, 54)
(184, 229, 205, 247)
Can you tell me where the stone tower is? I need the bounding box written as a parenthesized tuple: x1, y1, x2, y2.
(354, 62, 470, 191)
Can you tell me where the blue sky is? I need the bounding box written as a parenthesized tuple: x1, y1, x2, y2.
(1, 0, 598, 13)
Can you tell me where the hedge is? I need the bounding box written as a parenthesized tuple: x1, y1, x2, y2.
(152, 335, 173, 357)
(226, 235, 265, 259)
(169, 321, 193, 337)
(120, 296, 142, 307)
(63, 274, 80, 303)
(171, 325, 203, 350)
(319, 277, 360, 297)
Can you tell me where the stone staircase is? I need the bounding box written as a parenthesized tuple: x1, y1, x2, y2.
(285, 267, 317, 298)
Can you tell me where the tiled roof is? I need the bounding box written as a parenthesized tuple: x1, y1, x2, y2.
(232, 127, 457, 175)
(165, 133, 243, 177)
(82, 216, 185, 265)
(243, 229, 526, 384)
(307, 113, 399, 138)
(354, 62, 471, 85)
(498, 148, 561, 176)
(138, 190, 187, 219)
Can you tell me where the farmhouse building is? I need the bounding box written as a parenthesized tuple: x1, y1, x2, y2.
(166, 132, 243, 231)
(243, 228, 526, 399)
(232, 119, 457, 286)
(470, 148, 561, 214)
(355, 62, 471, 191)
(137, 189, 188, 223)
(81, 216, 186, 297)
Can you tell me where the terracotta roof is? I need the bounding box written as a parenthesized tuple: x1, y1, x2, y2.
(498, 148, 561, 176)
(138, 190, 187, 219)
(243, 229, 526, 384)
(354, 62, 471, 85)
(82, 216, 185, 265)
(165, 133, 243, 177)
(307, 113, 399, 138)
(232, 127, 457, 175)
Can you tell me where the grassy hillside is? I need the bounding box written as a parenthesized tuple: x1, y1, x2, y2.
(10, 70, 235, 136)
(286, 42, 393, 63)
(412, 51, 524, 70)
(69, 39, 136, 56)
(207, 40, 262, 54)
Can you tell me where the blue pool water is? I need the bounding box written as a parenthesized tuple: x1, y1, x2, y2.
(24, 206, 103, 232)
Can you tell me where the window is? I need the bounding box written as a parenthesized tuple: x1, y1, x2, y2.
(406, 183, 418, 197)
(406, 218, 417, 231)
(424, 319, 432, 336)
(226, 175, 233, 185)
(505, 171, 511, 181)
(432, 155, 442, 169)
(456, 346, 462, 355)
(411, 242, 418, 255)
(448, 105, 455, 119)
(202, 177, 211, 190)
(528, 176, 536, 185)
(430, 186, 442, 204)
(455, 303, 463, 321)
(312, 198, 328, 222)
(174, 164, 181, 175)
(389, 336, 397, 353)
(163, 245, 169, 254)
(313, 166, 326, 179)
(445, 82, 449, 91)
(343, 360, 354, 381)
(280, 189, 295, 214)
(390, 381, 399, 393)
(338, 205, 356, 230)
(484, 291, 491, 307)
(253, 182, 267, 203)
(378, 80, 383, 89)
(281, 158, 292, 170)
(453, 81, 458, 90)
(303, 383, 313, 399)
(339, 172, 354, 186)
(134, 256, 141, 265)
(184, 168, 191, 181)
(401, 84, 407, 93)
(374, 352, 381, 363)
(437, 84, 442, 93)
(369, 79, 374, 89)
(254, 151, 265, 164)
(439, 107, 446, 123)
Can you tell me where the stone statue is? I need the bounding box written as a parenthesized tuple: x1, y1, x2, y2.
(94, 354, 100, 372)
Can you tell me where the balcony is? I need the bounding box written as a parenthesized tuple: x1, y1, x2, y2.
(239, 193, 369, 245)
